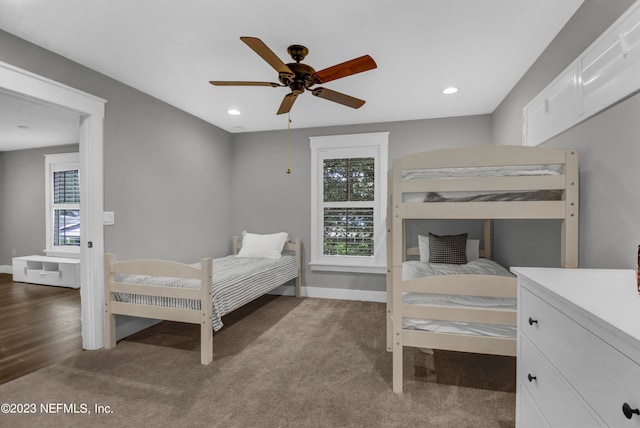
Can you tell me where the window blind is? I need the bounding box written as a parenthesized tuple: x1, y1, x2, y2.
(323, 207, 374, 256)
(53, 170, 80, 203)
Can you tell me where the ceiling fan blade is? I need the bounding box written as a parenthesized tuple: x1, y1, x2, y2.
(240, 36, 295, 79)
(277, 93, 298, 115)
(209, 81, 281, 87)
(311, 87, 365, 109)
(312, 55, 377, 84)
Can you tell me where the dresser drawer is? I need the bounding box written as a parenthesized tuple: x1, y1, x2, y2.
(517, 382, 552, 428)
(521, 287, 640, 426)
(519, 335, 601, 427)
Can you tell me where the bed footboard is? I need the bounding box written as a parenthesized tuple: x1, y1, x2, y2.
(103, 253, 214, 364)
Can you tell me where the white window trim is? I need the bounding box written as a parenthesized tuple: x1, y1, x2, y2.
(45, 152, 80, 258)
(310, 132, 388, 274)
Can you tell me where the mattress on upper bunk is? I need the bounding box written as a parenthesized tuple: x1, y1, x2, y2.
(401, 164, 564, 203)
(401, 259, 516, 338)
(114, 255, 298, 331)
(402, 164, 562, 180)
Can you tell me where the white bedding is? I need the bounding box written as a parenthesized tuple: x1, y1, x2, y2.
(401, 259, 516, 338)
(403, 189, 563, 203)
(114, 255, 298, 331)
(401, 164, 564, 203)
(402, 319, 517, 338)
(402, 164, 562, 180)
(403, 258, 513, 279)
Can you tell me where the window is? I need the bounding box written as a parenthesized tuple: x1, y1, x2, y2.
(310, 132, 388, 273)
(45, 153, 80, 257)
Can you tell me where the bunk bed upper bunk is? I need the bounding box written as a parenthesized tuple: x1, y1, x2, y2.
(391, 145, 579, 266)
(387, 145, 579, 393)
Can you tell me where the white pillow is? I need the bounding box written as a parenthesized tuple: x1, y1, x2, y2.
(418, 235, 479, 263)
(237, 231, 288, 259)
(466, 239, 480, 261)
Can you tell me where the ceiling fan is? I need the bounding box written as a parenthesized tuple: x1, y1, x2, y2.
(209, 37, 377, 115)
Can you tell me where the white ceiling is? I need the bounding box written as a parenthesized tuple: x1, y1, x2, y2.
(0, 92, 80, 151)
(0, 0, 584, 146)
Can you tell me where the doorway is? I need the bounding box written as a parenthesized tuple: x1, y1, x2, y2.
(0, 61, 106, 350)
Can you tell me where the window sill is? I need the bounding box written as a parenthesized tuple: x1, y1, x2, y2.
(44, 249, 80, 259)
(309, 263, 387, 275)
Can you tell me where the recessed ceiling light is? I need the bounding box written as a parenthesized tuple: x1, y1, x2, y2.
(227, 109, 241, 115)
(442, 87, 459, 95)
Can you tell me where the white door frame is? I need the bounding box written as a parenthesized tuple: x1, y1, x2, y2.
(0, 61, 106, 350)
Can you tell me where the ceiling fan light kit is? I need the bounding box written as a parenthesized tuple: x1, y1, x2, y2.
(210, 36, 377, 115)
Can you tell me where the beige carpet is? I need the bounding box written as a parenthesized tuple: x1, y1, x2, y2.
(0, 296, 515, 428)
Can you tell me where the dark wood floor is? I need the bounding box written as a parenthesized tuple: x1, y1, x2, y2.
(0, 273, 82, 384)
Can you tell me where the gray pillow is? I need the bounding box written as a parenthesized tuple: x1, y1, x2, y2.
(428, 233, 468, 264)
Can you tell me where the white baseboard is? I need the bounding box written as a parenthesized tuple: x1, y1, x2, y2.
(0, 265, 12, 274)
(269, 285, 386, 303)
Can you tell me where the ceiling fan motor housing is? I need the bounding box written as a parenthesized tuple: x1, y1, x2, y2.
(276, 45, 316, 93)
(280, 62, 317, 93)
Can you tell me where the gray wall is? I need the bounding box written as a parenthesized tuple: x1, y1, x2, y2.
(491, 0, 638, 269)
(230, 115, 492, 292)
(0, 144, 79, 264)
(0, 29, 234, 265)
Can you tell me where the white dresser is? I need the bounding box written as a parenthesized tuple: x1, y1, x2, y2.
(511, 267, 640, 427)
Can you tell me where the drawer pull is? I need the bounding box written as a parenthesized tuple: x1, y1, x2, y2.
(623, 403, 640, 419)
(528, 317, 538, 326)
(527, 373, 537, 382)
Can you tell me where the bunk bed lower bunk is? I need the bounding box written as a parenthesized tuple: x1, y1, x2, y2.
(104, 233, 302, 365)
(388, 145, 579, 393)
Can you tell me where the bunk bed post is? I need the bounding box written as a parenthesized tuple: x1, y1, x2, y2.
(392, 264, 404, 393)
(483, 219, 492, 260)
(391, 158, 405, 393)
(294, 238, 302, 297)
(562, 149, 579, 268)
(103, 253, 117, 349)
(232, 236, 240, 255)
(387, 169, 393, 352)
(200, 257, 214, 365)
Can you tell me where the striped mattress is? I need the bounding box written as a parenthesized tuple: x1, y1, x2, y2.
(114, 255, 298, 331)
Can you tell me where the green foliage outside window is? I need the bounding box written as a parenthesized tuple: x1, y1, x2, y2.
(323, 158, 375, 256)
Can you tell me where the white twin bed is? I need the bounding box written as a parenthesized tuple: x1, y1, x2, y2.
(388, 146, 579, 393)
(104, 232, 301, 364)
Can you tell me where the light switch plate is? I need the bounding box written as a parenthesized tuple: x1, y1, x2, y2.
(103, 211, 115, 225)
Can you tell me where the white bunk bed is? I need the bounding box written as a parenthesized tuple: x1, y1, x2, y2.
(387, 145, 579, 393)
(104, 234, 302, 365)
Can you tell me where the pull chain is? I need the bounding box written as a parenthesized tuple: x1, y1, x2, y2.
(286, 111, 292, 174)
